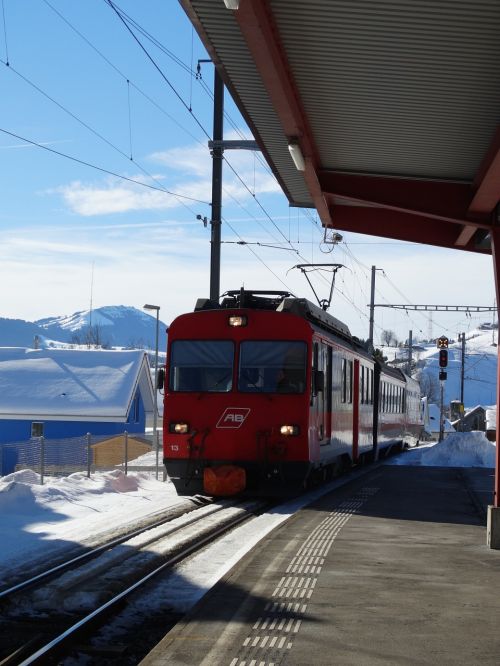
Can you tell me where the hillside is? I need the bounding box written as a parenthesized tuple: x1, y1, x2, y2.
(0, 306, 168, 351)
(382, 328, 498, 409)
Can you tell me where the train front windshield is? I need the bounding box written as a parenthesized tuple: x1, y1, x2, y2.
(238, 341, 306, 393)
(169, 339, 307, 394)
(169, 340, 234, 392)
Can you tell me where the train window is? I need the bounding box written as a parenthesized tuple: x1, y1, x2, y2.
(311, 342, 319, 404)
(348, 360, 353, 403)
(169, 340, 234, 392)
(360, 366, 365, 404)
(341, 358, 353, 404)
(238, 341, 306, 393)
(326, 346, 333, 413)
(341, 358, 347, 403)
(364, 367, 370, 404)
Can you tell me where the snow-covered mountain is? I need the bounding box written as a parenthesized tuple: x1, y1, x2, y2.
(0, 306, 168, 350)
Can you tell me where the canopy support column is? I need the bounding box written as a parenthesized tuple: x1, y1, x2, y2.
(487, 226, 500, 547)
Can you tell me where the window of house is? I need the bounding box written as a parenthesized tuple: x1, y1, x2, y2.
(31, 422, 44, 438)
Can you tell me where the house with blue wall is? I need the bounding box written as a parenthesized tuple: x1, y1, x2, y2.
(0, 347, 155, 474)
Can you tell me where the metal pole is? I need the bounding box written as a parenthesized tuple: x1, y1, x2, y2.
(40, 436, 45, 485)
(439, 381, 445, 442)
(209, 67, 224, 302)
(144, 303, 161, 479)
(153, 309, 159, 480)
(407, 329, 413, 375)
(460, 332, 466, 406)
(124, 431, 128, 476)
(368, 265, 376, 352)
(86, 432, 91, 478)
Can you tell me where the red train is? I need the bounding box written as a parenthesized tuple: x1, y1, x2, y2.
(162, 289, 422, 496)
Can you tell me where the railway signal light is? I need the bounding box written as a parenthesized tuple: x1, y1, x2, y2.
(437, 336, 449, 349)
(439, 349, 448, 368)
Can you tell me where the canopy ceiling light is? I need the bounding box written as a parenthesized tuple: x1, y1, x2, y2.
(288, 141, 306, 171)
(223, 0, 240, 8)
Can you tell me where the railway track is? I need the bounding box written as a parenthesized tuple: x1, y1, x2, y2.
(0, 497, 270, 665)
(0, 494, 211, 602)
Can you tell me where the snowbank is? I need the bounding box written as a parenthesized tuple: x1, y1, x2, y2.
(388, 431, 495, 467)
(0, 469, 179, 571)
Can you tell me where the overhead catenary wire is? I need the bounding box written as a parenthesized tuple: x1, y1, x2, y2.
(223, 217, 296, 294)
(42, 0, 205, 148)
(104, 0, 211, 140)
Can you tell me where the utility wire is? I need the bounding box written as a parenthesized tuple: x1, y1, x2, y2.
(0, 57, 209, 212)
(0, 126, 208, 208)
(1, 0, 8, 65)
(42, 0, 205, 148)
(104, 0, 211, 140)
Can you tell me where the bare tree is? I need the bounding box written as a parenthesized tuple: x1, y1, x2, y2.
(416, 369, 440, 403)
(381, 329, 398, 346)
(70, 325, 109, 349)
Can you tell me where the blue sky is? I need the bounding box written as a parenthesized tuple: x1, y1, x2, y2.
(0, 0, 496, 345)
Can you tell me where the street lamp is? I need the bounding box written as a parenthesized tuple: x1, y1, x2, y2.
(143, 303, 160, 479)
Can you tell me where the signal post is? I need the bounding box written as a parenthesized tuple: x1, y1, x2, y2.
(437, 336, 448, 442)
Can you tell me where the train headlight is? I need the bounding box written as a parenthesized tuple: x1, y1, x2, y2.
(280, 424, 299, 436)
(228, 315, 247, 327)
(169, 422, 189, 434)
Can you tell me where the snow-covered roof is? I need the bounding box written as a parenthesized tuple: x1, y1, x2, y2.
(0, 348, 155, 422)
(426, 403, 456, 433)
(486, 408, 497, 430)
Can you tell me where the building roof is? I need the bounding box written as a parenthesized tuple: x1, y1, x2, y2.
(426, 402, 455, 434)
(0, 348, 155, 422)
(182, 0, 500, 253)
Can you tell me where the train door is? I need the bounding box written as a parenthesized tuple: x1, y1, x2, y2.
(310, 341, 330, 452)
(352, 358, 360, 462)
(325, 344, 332, 442)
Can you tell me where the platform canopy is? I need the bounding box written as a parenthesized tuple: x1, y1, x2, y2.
(181, 0, 500, 254)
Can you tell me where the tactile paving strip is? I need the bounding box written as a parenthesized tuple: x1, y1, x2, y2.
(228, 487, 379, 666)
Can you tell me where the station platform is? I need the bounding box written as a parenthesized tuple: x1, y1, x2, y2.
(141, 464, 500, 665)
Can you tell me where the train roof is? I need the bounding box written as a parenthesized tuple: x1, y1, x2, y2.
(277, 297, 351, 338)
(377, 362, 420, 388)
(195, 289, 359, 345)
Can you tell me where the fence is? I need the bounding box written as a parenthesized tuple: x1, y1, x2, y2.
(0, 430, 165, 484)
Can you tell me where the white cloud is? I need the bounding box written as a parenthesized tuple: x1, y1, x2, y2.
(57, 179, 184, 216)
(50, 135, 282, 217)
(150, 144, 209, 177)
